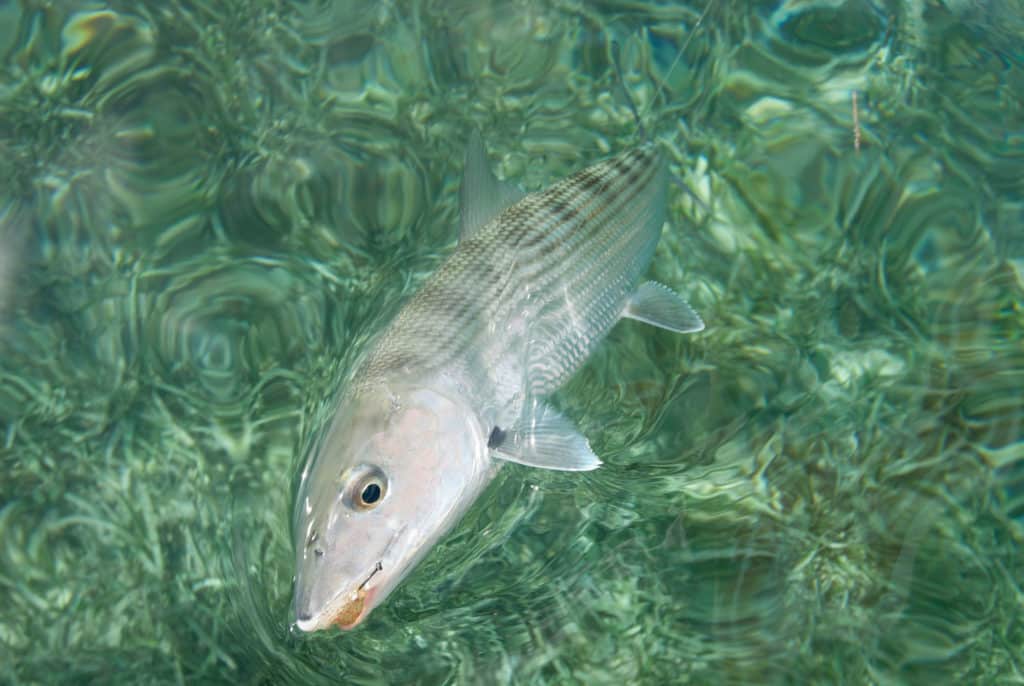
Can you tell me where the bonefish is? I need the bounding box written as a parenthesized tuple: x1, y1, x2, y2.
(291, 126, 706, 631)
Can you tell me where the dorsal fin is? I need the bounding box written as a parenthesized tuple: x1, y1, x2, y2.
(459, 131, 526, 240)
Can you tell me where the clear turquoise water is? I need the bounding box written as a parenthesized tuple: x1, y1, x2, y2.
(1, 1, 1022, 684)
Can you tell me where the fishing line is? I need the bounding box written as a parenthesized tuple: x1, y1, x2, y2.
(608, 0, 716, 145)
(638, 0, 718, 125)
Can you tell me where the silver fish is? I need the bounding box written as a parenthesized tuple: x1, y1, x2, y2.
(292, 132, 704, 631)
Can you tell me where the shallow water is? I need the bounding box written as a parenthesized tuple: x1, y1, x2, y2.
(1, 1, 1022, 684)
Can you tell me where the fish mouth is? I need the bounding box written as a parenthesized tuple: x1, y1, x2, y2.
(330, 585, 376, 630)
(295, 561, 384, 632)
(294, 584, 378, 632)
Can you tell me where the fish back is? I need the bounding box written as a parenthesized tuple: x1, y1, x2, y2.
(359, 144, 668, 408)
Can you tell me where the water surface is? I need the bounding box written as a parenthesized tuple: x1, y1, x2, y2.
(1, 1, 1022, 684)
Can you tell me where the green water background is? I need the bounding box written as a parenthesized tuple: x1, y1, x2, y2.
(1, 0, 1022, 684)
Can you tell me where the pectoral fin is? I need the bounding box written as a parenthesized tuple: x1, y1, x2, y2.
(490, 405, 601, 471)
(459, 131, 526, 240)
(623, 281, 705, 334)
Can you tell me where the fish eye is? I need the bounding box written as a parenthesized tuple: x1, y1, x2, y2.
(346, 465, 388, 511)
(356, 477, 386, 509)
(361, 482, 382, 505)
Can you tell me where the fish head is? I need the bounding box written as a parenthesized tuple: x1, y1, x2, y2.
(292, 380, 490, 632)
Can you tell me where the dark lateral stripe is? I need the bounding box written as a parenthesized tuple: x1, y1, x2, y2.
(523, 175, 654, 327)
(380, 240, 511, 373)
(504, 147, 652, 252)
(538, 148, 657, 248)
(511, 167, 654, 301)
(517, 185, 658, 386)
(505, 148, 656, 263)
(490, 149, 661, 341)
(511, 148, 660, 287)
(422, 251, 510, 355)
(533, 151, 659, 291)
(363, 145, 663, 381)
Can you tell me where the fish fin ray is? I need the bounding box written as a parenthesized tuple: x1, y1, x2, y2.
(459, 131, 525, 240)
(491, 404, 601, 471)
(623, 281, 705, 334)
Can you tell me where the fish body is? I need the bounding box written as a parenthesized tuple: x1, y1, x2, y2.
(293, 134, 703, 632)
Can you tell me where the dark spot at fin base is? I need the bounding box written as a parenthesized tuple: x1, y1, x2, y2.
(487, 426, 506, 449)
